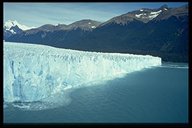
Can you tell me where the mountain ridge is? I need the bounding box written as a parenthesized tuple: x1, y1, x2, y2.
(4, 4, 188, 62)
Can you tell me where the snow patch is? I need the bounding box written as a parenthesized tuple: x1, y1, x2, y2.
(148, 14, 159, 19)
(149, 10, 162, 19)
(135, 13, 147, 18)
(9, 29, 16, 34)
(150, 10, 162, 15)
(135, 10, 162, 20)
(135, 13, 143, 18)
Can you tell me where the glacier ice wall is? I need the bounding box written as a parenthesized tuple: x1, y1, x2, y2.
(4, 42, 161, 103)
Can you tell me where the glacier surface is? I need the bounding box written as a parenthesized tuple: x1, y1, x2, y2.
(4, 42, 161, 108)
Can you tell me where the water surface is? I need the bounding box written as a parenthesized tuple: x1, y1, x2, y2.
(4, 63, 188, 123)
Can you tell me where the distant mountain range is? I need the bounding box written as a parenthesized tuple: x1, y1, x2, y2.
(4, 4, 188, 62)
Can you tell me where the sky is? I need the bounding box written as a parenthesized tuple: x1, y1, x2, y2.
(4, 2, 188, 28)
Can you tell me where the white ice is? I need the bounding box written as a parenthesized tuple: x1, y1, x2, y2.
(4, 42, 161, 103)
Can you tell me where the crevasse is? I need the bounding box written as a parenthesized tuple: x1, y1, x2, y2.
(4, 42, 161, 103)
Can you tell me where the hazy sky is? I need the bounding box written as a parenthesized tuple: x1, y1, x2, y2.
(4, 2, 187, 27)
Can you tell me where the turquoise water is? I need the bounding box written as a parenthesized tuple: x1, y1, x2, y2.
(4, 63, 188, 123)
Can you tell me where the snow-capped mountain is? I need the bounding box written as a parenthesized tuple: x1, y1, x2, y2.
(66, 19, 101, 31)
(135, 4, 169, 20)
(18, 19, 101, 37)
(134, 9, 164, 20)
(4, 20, 33, 31)
(99, 5, 169, 26)
(4, 20, 34, 39)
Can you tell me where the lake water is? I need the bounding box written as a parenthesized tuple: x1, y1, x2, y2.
(3, 63, 188, 123)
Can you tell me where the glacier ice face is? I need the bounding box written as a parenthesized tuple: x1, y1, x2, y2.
(4, 42, 161, 104)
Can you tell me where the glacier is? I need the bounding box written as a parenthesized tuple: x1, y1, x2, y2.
(4, 42, 161, 109)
